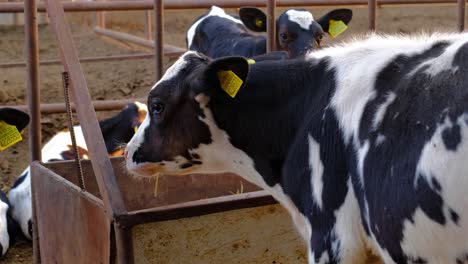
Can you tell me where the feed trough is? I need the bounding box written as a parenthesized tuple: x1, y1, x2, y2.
(31, 158, 306, 263)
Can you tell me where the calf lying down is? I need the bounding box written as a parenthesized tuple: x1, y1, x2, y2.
(125, 33, 468, 263)
(9, 102, 147, 240)
(0, 108, 30, 256)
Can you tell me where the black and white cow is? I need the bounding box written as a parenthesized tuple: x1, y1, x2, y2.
(187, 6, 352, 59)
(0, 108, 30, 256)
(124, 33, 468, 264)
(239, 7, 353, 58)
(9, 102, 147, 239)
(187, 6, 287, 61)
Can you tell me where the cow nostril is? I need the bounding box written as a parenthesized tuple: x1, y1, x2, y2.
(132, 150, 147, 163)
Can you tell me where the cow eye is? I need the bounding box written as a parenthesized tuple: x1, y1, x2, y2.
(279, 33, 288, 41)
(151, 101, 165, 115)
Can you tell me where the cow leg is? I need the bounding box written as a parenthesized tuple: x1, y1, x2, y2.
(308, 228, 373, 264)
(308, 179, 372, 264)
(309, 234, 369, 264)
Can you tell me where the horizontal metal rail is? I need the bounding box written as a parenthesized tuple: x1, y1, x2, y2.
(0, 0, 461, 13)
(94, 27, 186, 57)
(0, 53, 155, 68)
(4, 97, 146, 114)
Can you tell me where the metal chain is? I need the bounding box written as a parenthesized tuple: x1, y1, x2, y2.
(61, 71, 86, 190)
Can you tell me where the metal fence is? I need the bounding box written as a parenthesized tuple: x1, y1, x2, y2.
(0, 0, 465, 262)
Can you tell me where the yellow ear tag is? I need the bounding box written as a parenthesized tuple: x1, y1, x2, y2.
(0, 120, 22, 151)
(255, 18, 263, 28)
(247, 59, 256, 65)
(134, 126, 138, 133)
(217, 70, 243, 98)
(328, 20, 348, 38)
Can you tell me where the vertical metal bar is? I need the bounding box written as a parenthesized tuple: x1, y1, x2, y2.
(145, 10, 153, 40)
(101, 1, 106, 28)
(266, 0, 276, 52)
(14, 13, 20, 25)
(154, 0, 163, 80)
(94, 6, 99, 27)
(95, 2, 101, 27)
(25, 1, 42, 261)
(25, 0, 41, 161)
(458, 0, 465, 32)
(368, 0, 377, 31)
(31, 162, 41, 263)
(10, 0, 21, 26)
(96, 0, 106, 28)
(114, 224, 134, 264)
(96, 12, 102, 27)
(38, 0, 49, 25)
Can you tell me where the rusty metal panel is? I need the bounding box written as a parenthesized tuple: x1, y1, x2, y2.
(132, 204, 307, 264)
(31, 162, 111, 264)
(30, 162, 41, 263)
(117, 172, 260, 212)
(44, 0, 127, 217)
(45, 157, 262, 212)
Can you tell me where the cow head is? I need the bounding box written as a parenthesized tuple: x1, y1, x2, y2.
(125, 52, 257, 180)
(239, 7, 353, 58)
(99, 102, 147, 156)
(186, 6, 243, 51)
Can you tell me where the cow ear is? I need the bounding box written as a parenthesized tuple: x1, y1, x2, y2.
(239, 7, 267, 32)
(199, 57, 250, 98)
(0, 108, 30, 132)
(134, 102, 148, 123)
(317, 9, 353, 36)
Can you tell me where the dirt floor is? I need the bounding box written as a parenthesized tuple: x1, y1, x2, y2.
(0, 4, 465, 263)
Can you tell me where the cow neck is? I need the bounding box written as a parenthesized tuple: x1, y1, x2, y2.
(208, 57, 330, 187)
